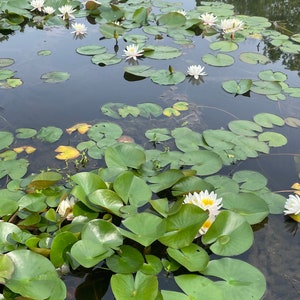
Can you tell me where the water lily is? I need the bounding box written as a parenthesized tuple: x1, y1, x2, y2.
(220, 18, 244, 38)
(199, 13, 217, 26)
(57, 197, 76, 221)
(199, 215, 216, 236)
(183, 190, 222, 216)
(123, 44, 144, 61)
(43, 6, 55, 15)
(284, 194, 300, 222)
(58, 5, 76, 20)
(176, 9, 187, 16)
(71, 23, 88, 37)
(30, 0, 45, 12)
(186, 65, 207, 79)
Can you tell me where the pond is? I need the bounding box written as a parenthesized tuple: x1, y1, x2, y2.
(0, 0, 300, 299)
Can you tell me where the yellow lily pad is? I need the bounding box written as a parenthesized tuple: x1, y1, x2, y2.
(289, 214, 300, 222)
(163, 107, 181, 117)
(55, 146, 80, 160)
(173, 101, 189, 111)
(66, 123, 91, 134)
(13, 146, 36, 154)
(291, 182, 300, 195)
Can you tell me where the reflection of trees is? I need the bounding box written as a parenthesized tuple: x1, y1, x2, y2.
(201, 0, 300, 76)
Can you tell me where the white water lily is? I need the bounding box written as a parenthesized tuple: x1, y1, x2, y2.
(220, 18, 244, 35)
(184, 190, 222, 216)
(199, 13, 217, 26)
(58, 5, 76, 20)
(57, 197, 76, 221)
(43, 6, 55, 15)
(123, 44, 144, 60)
(186, 65, 207, 79)
(71, 23, 88, 36)
(30, 0, 45, 12)
(284, 194, 300, 216)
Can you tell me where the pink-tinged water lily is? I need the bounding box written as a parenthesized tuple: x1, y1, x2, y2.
(71, 23, 88, 37)
(57, 197, 76, 221)
(199, 13, 217, 26)
(123, 44, 144, 61)
(43, 6, 55, 14)
(186, 65, 207, 79)
(30, 0, 45, 12)
(284, 194, 300, 222)
(58, 5, 76, 20)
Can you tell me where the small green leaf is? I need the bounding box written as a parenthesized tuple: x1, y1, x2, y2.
(258, 70, 287, 82)
(253, 113, 285, 128)
(0, 69, 15, 80)
(37, 50, 51, 56)
(258, 132, 287, 147)
(0, 58, 15, 67)
(76, 45, 106, 55)
(41, 71, 70, 83)
(15, 128, 37, 139)
(0, 131, 14, 151)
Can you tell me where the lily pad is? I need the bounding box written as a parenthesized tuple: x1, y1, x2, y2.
(251, 80, 282, 95)
(258, 70, 287, 82)
(239, 52, 270, 64)
(222, 79, 252, 94)
(40, 71, 70, 83)
(143, 46, 182, 59)
(0, 131, 14, 150)
(137, 103, 163, 117)
(0, 58, 14, 67)
(15, 128, 37, 139)
(228, 120, 262, 136)
(202, 53, 234, 67)
(0, 69, 14, 80)
(36, 126, 63, 143)
(253, 113, 284, 128)
(284, 87, 300, 98)
(124, 65, 154, 78)
(258, 132, 287, 147)
(150, 70, 185, 85)
(37, 50, 51, 56)
(209, 40, 238, 52)
(76, 45, 107, 55)
(92, 53, 122, 66)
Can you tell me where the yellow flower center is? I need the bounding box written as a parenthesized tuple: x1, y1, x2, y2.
(201, 198, 214, 206)
(202, 218, 213, 229)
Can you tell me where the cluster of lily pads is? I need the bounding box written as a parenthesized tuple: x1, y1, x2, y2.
(0, 109, 292, 299)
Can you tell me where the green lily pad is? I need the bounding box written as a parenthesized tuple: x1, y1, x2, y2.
(5, 78, 23, 88)
(88, 122, 123, 141)
(145, 128, 171, 142)
(92, 53, 122, 66)
(157, 12, 186, 27)
(76, 45, 107, 55)
(202, 53, 234, 67)
(284, 87, 300, 97)
(101, 103, 125, 119)
(143, 46, 182, 59)
(118, 105, 140, 118)
(163, 107, 181, 116)
(40, 71, 70, 83)
(222, 79, 252, 94)
(253, 113, 284, 128)
(0, 69, 15, 80)
(228, 120, 262, 136)
(239, 52, 270, 64)
(291, 33, 300, 43)
(124, 65, 154, 78)
(258, 132, 287, 147)
(36, 126, 63, 143)
(258, 70, 287, 82)
(137, 103, 163, 118)
(15, 128, 37, 139)
(150, 70, 185, 85)
(37, 50, 51, 56)
(232, 170, 268, 191)
(0, 131, 14, 151)
(202, 258, 266, 300)
(251, 80, 282, 95)
(209, 40, 238, 52)
(0, 58, 15, 67)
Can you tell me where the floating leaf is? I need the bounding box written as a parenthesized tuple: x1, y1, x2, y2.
(5, 78, 23, 88)
(228, 120, 262, 136)
(258, 132, 287, 147)
(0, 131, 14, 151)
(137, 103, 163, 118)
(203, 258, 266, 300)
(91, 53, 122, 66)
(15, 128, 37, 139)
(99, 20, 126, 39)
(157, 12, 186, 27)
(145, 128, 171, 142)
(202, 53, 234, 67)
(209, 40, 238, 52)
(150, 69, 185, 85)
(258, 70, 287, 82)
(0, 254, 14, 284)
(232, 170, 268, 191)
(28, 171, 62, 190)
(222, 79, 252, 94)
(239, 52, 270, 64)
(0, 58, 14, 67)
(124, 65, 154, 78)
(285, 117, 300, 127)
(251, 80, 282, 95)
(66, 123, 91, 134)
(0, 69, 15, 80)
(253, 113, 284, 128)
(76, 45, 106, 55)
(36, 126, 63, 143)
(118, 105, 140, 118)
(173, 102, 188, 111)
(101, 103, 125, 119)
(291, 33, 300, 43)
(37, 50, 51, 56)
(13, 146, 36, 154)
(143, 46, 182, 59)
(284, 87, 300, 98)
(41, 71, 70, 83)
(55, 146, 80, 160)
(88, 122, 123, 141)
(163, 107, 181, 117)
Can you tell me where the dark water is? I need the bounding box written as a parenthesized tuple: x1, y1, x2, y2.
(1, 0, 300, 299)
